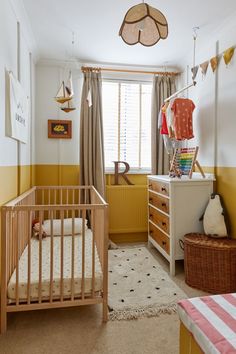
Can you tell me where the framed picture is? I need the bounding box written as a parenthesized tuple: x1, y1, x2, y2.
(48, 120, 72, 139)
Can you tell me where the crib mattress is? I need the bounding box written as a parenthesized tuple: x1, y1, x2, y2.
(8, 229, 103, 303)
(178, 294, 236, 354)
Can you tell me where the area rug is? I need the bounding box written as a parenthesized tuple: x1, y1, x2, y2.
(108, 246, 186, 320)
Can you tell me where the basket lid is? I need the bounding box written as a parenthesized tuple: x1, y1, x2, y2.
(184, 233, 236, 249)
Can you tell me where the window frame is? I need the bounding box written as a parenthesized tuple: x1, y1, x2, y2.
(102, 78, 152, 174)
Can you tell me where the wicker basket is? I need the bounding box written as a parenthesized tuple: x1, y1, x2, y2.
(184, 233, 236, 294)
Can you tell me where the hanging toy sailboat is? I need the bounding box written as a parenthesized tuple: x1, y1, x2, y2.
(61, 99, 76, 113)
(55, 71, 76, 112)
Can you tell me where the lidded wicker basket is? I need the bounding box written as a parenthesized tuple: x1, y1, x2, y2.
(184, 233, 236, 294)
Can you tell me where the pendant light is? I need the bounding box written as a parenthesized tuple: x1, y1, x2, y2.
(119, 1, 168, 47)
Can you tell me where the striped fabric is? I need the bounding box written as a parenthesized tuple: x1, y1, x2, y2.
(178, 294, 236, 354)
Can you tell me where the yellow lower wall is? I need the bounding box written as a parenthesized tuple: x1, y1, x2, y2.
(34, 165, 148, 242)
(203, 166, 236, 237)
(0, 165, 32, 205)
(2, 164, 235, 242)
(216, 167, 236, 237)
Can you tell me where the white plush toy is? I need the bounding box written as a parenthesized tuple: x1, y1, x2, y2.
(201, 194, 228, 237)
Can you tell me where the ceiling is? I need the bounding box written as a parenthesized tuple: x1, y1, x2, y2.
(22, 0, 236, 67)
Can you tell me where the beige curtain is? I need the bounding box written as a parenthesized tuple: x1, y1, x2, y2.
(151, 76, 176, 175)
(79, 71, 105, 197)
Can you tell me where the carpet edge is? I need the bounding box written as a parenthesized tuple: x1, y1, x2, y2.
(109, 302, 179, 321)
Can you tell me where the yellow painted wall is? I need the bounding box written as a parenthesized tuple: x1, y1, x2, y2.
(215, 167, 236, 237)
(34, 165, 148, 242)
(203, 166, 236, 237)
(0, 165, 32, 205)
(35, 165, 80, 186)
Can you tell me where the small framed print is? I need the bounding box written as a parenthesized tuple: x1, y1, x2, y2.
(48, 120, 72, 139)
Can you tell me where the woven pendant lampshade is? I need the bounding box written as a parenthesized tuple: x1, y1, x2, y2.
(119, 2, 168, 47)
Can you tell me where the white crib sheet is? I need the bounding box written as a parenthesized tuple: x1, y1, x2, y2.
(8, 229, 103, 303)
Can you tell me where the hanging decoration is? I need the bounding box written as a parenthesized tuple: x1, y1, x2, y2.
(119, 2, 168, 47)
(189, 44, 235, 80)
(55, 71, 76, 113)
(54, 32, 77, 113)
(210, 56, 219, 73)
(223, 47, 235, 66)
(191, 66, 199, 80)
(200, 61, 209, 76)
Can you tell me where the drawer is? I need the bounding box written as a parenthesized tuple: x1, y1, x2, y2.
(149, 191, 169, 214)
(149, 222, 170, 255)
(148, 179, 169, 197)
(149, 206, 169, 234)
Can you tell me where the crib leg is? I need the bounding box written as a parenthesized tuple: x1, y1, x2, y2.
(0, 309, 7, 334)
(103, 299, 108, 322)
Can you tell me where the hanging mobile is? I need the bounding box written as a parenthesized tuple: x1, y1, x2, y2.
(54, 32, 76, 113)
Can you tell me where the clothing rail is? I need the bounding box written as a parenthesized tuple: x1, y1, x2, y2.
(81, 66, 180, 76)
(164, 81, 196, 102)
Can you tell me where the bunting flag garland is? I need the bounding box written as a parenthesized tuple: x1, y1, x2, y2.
(210, 56, 219, 73)
(223, 47, 235, 66)
(189, 43, 235, 80)
(200, 61, 209, 75)
(191, 65, 199, 80)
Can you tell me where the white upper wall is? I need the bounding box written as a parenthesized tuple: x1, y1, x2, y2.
(181, 14, 236, 168)
(35, 61, 81, 165)
(0, 0, 36, 167)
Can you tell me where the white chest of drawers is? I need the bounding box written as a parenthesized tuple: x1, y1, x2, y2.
(147, 173, 214, 276)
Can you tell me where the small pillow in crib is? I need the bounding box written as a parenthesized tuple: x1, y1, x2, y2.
(43, 218, 88, 236)
(201, 194, 229, 238)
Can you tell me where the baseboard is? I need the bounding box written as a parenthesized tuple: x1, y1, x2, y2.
(109, 232, 148, 244)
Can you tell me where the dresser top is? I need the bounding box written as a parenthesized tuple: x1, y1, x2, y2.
(148, 173, 215, 183)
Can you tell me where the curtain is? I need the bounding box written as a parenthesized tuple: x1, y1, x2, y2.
(79, 71, 105, 197)
(151, 75, 176, 175)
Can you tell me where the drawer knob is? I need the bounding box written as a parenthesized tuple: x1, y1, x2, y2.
(161, 203, 166, 207)
(149, 198, 153, 202)
(150, 230, 153, 235)
(162, 221, 166, 226)
(162, 241, 167, 246)
(149, 184, 153, 188)
(150, 214, 153, 218)
(161, 187, 167, 192)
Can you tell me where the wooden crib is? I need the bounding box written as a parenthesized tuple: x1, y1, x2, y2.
(1, 186, 108, 334)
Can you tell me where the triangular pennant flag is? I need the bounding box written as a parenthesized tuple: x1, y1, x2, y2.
(191, 65, 199, 80)
(223, 47, 235, 66)
(210, 56, 219, 73)
(200, 61, 209, 75)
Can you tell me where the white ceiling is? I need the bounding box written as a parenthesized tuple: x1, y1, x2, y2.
(22, 0, 236, 67)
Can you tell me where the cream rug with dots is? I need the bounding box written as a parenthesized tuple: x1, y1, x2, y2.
(108, 246, 186, 320)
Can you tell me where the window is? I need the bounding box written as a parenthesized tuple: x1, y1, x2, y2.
(102, 80, 152, 172)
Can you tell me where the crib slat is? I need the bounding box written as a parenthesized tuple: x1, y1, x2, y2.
(38, 211, 43, 303)
(71, 210, 75, 301)
(42, 190, 45, 205)
(92, 209, 95, 298)
(50, 210, 54, 303)
(66, 189, 69, 218)
(60, 210, 64, 302)
(54, 189, 56, 205)
(81, 209, 86, 300)
(15, 212, 19, 307)
(27, 211, 32, 304)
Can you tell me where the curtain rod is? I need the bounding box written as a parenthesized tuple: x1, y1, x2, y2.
(81, 66, 180, 76)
